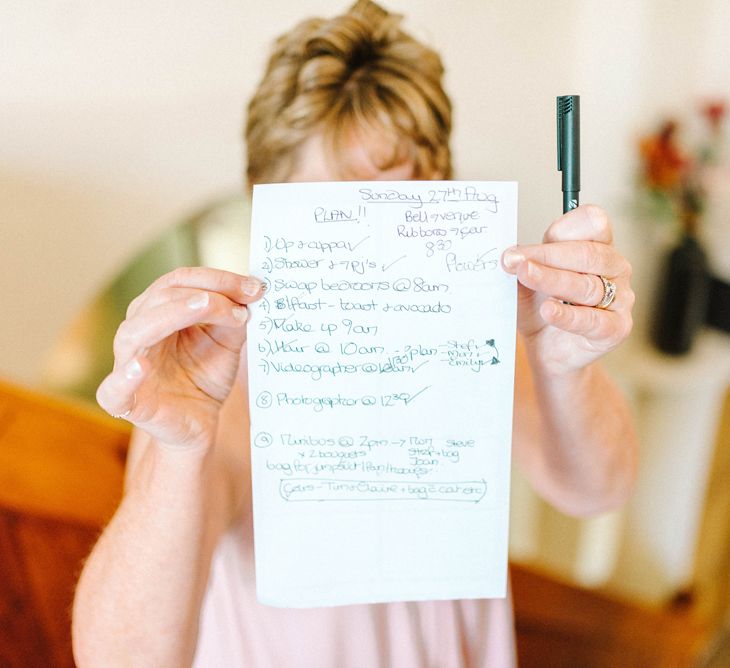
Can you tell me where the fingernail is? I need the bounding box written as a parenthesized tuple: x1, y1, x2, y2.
(502, 249, 525, 270)
(232, 307, 248, 323)
(241, 278, 261, 297)
(187, 292, 209, 309)
(124, 358, 143, 379)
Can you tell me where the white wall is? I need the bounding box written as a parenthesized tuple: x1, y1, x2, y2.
(1, 0, 729, 385)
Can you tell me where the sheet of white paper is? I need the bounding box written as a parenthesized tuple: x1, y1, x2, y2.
(248, 181, 517, 608)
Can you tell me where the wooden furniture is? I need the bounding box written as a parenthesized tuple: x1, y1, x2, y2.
(0, 379, 710, 667)
(0, 380, 129, 668)
(512, 562, 707, 667)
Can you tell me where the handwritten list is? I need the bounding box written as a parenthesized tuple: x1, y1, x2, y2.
(248, 181, 517, 607)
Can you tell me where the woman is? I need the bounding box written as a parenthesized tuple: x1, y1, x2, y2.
(73, 2, 637, 666)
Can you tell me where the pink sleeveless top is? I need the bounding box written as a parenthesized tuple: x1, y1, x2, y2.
(192, 517, 517, 667)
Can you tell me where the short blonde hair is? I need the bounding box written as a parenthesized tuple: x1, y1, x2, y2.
(245, 0, 452, 186)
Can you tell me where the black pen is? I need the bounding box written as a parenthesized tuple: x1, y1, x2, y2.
(557, 95, 580, 213)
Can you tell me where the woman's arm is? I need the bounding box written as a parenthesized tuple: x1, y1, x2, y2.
(505, 205, 638, 517)
(72, 268, 260, 667)
(73, 433, 222, 667)
(512, 338, 637, 516)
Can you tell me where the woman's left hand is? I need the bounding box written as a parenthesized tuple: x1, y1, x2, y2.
(501, 205, 635, 376)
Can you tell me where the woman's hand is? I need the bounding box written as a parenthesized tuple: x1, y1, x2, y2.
(501, 205, 635, 376)
(96, 267, 263, 449)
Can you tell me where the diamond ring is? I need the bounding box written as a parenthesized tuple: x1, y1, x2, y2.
(595, 276, 617, 310)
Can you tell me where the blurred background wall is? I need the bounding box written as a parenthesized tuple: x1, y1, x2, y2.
(2, 0, 729, 386)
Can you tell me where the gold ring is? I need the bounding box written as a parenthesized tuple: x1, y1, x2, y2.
(595, 276, 617, 309)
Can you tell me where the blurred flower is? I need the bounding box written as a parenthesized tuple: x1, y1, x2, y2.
(702, 101, 726, 133)
(639, 121, 688, 190)
(637, 100, 726, 231)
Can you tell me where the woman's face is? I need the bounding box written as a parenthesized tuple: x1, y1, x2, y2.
(287, 132, 419, 183)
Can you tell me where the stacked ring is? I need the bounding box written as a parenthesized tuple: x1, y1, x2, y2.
(595, 276, 617, 310)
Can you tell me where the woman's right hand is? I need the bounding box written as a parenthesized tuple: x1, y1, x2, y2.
(96, 267, 263, 450)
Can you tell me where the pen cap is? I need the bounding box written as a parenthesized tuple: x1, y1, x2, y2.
(557, 95, 580, 192)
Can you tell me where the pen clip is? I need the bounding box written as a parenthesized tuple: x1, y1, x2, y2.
(557, 97, 563, 172)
